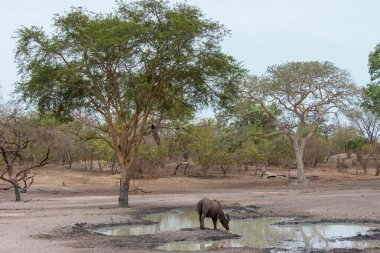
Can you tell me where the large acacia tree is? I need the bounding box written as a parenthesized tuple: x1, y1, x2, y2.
(241, 61, 356, 183)
(15, 0, 244, 206)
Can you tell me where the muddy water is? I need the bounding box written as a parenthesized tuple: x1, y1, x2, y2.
(95, 209, 204, 236)
(94, 209, 380, 252)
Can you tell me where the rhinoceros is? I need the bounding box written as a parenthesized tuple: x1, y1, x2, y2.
(197, 198, 230, 230)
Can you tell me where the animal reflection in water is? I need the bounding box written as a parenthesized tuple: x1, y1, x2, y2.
(197, 198, 230, 230)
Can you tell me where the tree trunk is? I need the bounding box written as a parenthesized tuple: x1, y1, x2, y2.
(254, 163, 259, 175)
(9, 177, 21, 201)
(12, 180, 21, 202)
(295, 155, 305, 183)
(110, 162, 118, 175)
(264, 162, 268, 173)
(113, 127, 145, 207)
(90, 154, 93, 171)
(8, 166, 21, 201)
(293, 145, 305, 183)
(119, 175, 129, 207)
(117, 153, 134, 207)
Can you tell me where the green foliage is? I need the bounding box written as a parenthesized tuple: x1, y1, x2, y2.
(303, 132, 329, 168)
(88, 138, 115, 162)
(15, 0, 244, 122)
(213, 146, 235, 166)
(187, 119, 219, 174)
(362, 42, 380, 116)
(369, 43, 380, 82)
(167, 125, 193, 161)
(346, 136, 366, 153)
(212, 127, 241, 175)
(236, 140, 258, 168)
(137, 143, 168, 161)
(219, 100, 279, 131)
(255, 138, 275, 163)
(270, 136, 294, 167)
(236, 135, 273, 163)
(358, 142, 378, 156)
(329, 126, 361, 154)
(213, 147, 235, 176)
(362, 84, 380, 116)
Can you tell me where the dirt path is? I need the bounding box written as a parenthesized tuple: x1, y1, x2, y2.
(1, 167, 380, 252)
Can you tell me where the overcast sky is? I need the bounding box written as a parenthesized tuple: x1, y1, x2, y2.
(1, 0, 380, 102)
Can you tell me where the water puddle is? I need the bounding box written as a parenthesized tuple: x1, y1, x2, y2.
(94, 209, 380, 252)
(95, 209, 203, 236)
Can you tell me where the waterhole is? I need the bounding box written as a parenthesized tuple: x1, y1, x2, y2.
(94, 209, 380, 252)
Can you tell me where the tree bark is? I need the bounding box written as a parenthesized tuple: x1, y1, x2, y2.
(119, 175, 129, 207)
(293, 143, 305, 183)
(9, 165, 21, 201)
(8, 171, 21, 201)
(295, 151, 305, 183)
(117, 151, 134, 207)
(13, 180, 21, 202)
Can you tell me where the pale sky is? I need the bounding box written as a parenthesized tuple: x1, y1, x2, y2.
(1, 0, 380, 103)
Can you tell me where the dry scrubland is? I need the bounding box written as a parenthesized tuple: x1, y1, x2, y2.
(1, 161, 380, 253)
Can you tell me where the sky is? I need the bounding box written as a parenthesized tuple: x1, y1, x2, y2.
(1, 0, 380, 104)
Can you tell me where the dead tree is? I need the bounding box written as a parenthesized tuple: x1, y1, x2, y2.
(0, 109, 50, 201)
(0, 148, 50, 200)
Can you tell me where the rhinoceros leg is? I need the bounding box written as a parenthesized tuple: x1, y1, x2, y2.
(200, 214, 206, 229)
(212, 217, 218, 230)
(199, 212, 206, 229)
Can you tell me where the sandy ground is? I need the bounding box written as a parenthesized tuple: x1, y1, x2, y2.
(1, 164, 380, 252)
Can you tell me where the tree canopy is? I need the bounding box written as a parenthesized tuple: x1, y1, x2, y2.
(362, 43, 380, 116)
(369, 43, 380, 83)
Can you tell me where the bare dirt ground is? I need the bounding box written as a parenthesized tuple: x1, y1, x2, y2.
(1, 164, 380, 253)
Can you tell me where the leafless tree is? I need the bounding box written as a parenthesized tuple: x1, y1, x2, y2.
(345, 105, 380, 142)
(0, 108, 50, 201)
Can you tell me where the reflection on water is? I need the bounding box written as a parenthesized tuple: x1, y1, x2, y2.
(158, 219, 380, 252)
(95, 209, 208, 236)
(94, 209, 380, 252)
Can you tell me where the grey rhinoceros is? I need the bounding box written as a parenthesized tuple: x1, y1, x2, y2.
(197, 198, 230, 230)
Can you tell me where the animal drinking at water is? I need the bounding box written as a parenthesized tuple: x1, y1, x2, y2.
(197, 198, 230, 230)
